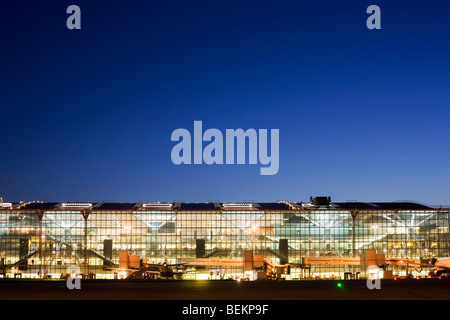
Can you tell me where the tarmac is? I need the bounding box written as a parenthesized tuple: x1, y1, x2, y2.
(0, 278, 449, 300)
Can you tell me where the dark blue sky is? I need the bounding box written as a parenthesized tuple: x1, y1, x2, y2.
(1, 0, 449, 205)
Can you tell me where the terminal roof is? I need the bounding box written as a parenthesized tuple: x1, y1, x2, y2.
(8, 200, 435, 211)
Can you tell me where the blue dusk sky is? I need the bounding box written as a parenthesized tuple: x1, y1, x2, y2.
(0, 0, 449, 206)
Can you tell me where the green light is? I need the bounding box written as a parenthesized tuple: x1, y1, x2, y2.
(337, 282, 342, 288)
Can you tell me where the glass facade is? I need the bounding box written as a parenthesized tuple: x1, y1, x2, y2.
(0, 202, 449, 280)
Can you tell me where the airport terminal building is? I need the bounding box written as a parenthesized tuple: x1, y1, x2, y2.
(0, 197, 449, 280)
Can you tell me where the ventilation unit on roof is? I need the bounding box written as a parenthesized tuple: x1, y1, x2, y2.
(141, 202, 173, 210)
(305, 196, 332, 208)
(0, 202, 12, 209)
(222, 203, 256, 210)
(60, 202, 93, 208)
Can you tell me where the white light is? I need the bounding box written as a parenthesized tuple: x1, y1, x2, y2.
(195, 274, 210, 280)
(222, 203, 255, 210)
(141, 203, 173, 209)
(61, 202, 92, 208)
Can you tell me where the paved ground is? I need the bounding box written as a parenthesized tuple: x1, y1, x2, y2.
(0, 278, 449, 300)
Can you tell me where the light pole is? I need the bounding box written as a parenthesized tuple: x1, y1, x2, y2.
(371, 225, 378, 253)
(251, 225, 257, 252)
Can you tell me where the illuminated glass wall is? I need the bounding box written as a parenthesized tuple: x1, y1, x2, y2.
(0, 209, 449, 279)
